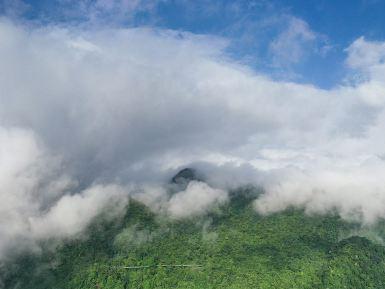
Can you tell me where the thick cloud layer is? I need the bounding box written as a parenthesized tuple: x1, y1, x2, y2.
(2, 17, 385, 258)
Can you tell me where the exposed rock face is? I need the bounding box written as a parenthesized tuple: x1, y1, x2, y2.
(171, 168, 201, 185)
(169, 168, 206, 194)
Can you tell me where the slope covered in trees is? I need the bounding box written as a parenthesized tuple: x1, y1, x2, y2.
(2, 186, 385, 289)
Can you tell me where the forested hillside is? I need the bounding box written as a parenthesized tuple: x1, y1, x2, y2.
(2, 185, 385, 289)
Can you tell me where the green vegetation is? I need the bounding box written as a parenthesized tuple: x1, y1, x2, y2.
(3, 187, 385, 289)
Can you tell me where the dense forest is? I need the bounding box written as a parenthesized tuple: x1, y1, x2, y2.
(2, 180, 385, 289)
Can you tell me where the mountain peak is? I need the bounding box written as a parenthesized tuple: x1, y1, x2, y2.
(171, 168, 202, 185)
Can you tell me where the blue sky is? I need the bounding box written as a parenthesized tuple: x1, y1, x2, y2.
(2, 0, 385, 88)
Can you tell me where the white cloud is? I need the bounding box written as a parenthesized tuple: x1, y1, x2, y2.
(346, 36, 385, 72)
(61, 0, 161, 23)
(29, 184, 128, 239)
(0, 124, 129, 260)
(269, 17, 316, 66)
(254, 156, 385, 225)
(3, 18, 385, 258)
(166, 181, 227, 218)
(0, 126, 75, 257)
(129, 181, 227, 219)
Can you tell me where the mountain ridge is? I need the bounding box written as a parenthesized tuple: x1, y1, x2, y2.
(2, 174, 385, 289)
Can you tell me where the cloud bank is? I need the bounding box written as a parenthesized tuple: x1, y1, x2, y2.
(2, 16, 385, 258)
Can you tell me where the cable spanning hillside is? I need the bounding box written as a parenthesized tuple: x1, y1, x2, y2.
(2, 182, 385, 289)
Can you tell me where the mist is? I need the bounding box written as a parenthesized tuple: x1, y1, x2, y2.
(2, 16, 385, 259)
